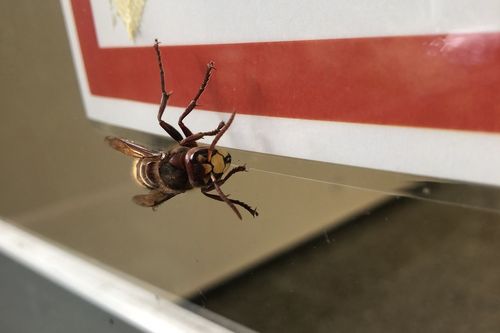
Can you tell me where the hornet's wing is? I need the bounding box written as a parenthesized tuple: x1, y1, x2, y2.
(105, 136, 162, 158)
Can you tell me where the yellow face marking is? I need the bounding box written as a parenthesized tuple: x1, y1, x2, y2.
(197, 154, 208, 163)
(202, 163, 212, 175)
(211, 153, 225, 174)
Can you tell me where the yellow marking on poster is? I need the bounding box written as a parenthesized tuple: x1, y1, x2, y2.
(111, 0, 146, 40)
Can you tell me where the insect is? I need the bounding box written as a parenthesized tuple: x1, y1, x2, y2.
(106, 39, 258, 219)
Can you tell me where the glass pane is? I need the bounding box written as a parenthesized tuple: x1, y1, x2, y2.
(1, 2, 500, 332)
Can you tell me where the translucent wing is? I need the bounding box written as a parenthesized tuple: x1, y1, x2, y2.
(132, 191, 178, 207)
(105, 136, 162, 158)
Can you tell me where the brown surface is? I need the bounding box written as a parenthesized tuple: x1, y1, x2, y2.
(193, 194, 500, 333)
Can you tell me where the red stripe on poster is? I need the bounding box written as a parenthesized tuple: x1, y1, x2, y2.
(71, 0, 500, 133)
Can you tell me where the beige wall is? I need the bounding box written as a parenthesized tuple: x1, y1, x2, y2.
(0, 1, 127, 216)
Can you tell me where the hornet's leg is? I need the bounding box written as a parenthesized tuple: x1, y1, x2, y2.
(154, 39, 183, 142)
(179, 121, 225, 147)
(201, 173, 258, 219)
(202, 165, 247, 192)
(178, 61, 217, 138)
(207, 112, 235, 160)
(201, 190, 258, 218)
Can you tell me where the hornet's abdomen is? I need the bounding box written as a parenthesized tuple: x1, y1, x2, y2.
(133, 146, 192, 192)
(133, 159, 160, 190)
